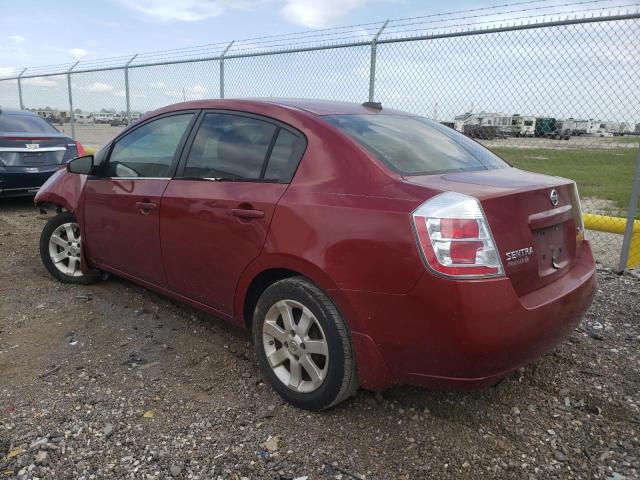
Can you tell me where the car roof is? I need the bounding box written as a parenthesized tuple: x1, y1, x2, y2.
(0, 107, 38, 116)
(158, 98, 408, 117)
(257, 98, 406, 116)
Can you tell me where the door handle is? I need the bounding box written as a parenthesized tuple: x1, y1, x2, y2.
(135, 201, 157, 214)
(231, 208, 264, 219)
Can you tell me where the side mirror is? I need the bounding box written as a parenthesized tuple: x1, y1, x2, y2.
(67, 155, 94, 175)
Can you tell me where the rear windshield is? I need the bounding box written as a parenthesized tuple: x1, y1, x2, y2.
(324, 114, 509, 175)
(0, 114, 59, 134)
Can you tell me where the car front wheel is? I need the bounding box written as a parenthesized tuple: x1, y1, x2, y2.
(39, 211, 98, 285)
(253, 276, 358, 410)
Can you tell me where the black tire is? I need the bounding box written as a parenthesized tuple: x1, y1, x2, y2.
(253, 276, 358, 411)
(39, 211, 99, 285)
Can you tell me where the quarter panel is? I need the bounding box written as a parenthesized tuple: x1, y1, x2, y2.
(265, 187, 426, 295)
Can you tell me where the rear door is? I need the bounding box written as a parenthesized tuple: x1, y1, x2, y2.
(160, 111, 306, 315)
(83, 112, 196, 285)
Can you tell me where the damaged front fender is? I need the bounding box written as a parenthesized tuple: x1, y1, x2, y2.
(34, 168, 88, 213)
(34, 169, 94, 275)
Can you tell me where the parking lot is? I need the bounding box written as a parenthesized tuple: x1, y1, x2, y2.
(1, 197, 638, 479)
(58, 123, 639, 152)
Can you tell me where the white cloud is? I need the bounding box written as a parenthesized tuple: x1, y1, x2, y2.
(163, 83, 208, 99)
(23, 76, 62, 88)
(68, 48, 89, 59)
(81, 82, 114, 93)
(0, 44, 27, 62)
(9, 35, 25, 43)
(279, 0, 366, 28)
(114, 89, 147, 98)
(116, 0, 260, 22)
(120, 0, 222, 21)
(0, 66, 18, 78)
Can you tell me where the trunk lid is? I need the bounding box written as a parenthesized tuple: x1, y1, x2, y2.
(404, 168, 582, 296)
(0, 133, 77, 168)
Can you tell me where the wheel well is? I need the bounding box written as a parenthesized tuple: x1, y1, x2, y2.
(243, 268, 301, 329)
(37, 202, 64, 214)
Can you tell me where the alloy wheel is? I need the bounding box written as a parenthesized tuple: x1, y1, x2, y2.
(262, 299, 329, 393)
(48, 222, 83, 277)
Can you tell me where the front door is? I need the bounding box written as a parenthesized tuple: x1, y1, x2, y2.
(160, 112, 306, 315)
(83, 112, 195, 285)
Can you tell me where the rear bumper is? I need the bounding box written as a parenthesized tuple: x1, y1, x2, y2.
(337, 241, 596, 390)
(0, 166, 60, 196)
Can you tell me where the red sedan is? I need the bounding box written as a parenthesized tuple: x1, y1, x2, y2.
(35, 99, 596, 410)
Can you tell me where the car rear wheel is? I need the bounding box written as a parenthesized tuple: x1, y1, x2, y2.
(39, 211, 99, 285)
(253, 276, 358, 410)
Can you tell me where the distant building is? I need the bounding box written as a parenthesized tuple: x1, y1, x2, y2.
(34, 109, 69, 122)
(75, 112, 94, 124)
(454, 112, 473, 132)
(93, 111, 118, 123)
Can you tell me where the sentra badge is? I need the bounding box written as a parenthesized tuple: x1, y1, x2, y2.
(506, 246, 534, 266)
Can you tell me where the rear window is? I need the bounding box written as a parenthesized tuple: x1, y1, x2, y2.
(324, 114, 509, 175)
(0, 114, 59, 134)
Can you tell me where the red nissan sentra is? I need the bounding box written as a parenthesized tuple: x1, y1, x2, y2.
(35, 99, 596, 410)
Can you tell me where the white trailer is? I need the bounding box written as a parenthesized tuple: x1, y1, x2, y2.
(475, 113, 512, 135)
(511, 115, 536, 137)
(454, 113, 474, 132)
(75, 112, 94, 125)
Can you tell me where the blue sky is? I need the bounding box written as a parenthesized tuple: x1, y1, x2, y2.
(0, 0, 637, 125)
(0, 0, 483, 71)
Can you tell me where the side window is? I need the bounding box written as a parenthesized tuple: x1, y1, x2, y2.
(92, 144, 110, 170)
(107, 114, 193, 178)
(263, 129, 304, 182)
(184, 113, 276, 180)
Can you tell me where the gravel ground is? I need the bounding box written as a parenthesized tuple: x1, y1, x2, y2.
(1, 197, 639, 480)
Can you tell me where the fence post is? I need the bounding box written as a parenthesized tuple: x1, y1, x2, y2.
(17, 68, 27, 109)
(219, 41, 234, 99)
(368, 20, 389, 102)
(124, 54, 138, 124)
(618, 148, 640, 272)
(67, 61, 79, 139)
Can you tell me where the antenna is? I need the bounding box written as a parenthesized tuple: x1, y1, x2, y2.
(362, 101, 382, 110)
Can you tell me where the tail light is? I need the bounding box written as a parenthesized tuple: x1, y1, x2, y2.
(569, 181, 584, 245)
(76, 141, 86, 157)
(412, 192, 504, 278)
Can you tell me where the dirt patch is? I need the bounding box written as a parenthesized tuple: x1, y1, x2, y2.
(1, 197, 639, 479)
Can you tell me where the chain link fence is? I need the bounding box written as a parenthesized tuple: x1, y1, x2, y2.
(1, 11, 639, 271)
